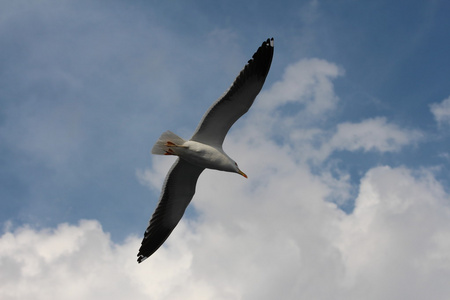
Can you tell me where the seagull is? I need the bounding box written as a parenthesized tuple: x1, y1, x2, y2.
(137, 38, 274, 263)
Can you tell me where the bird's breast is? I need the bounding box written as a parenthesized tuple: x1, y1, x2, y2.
(177, 141, 231, 171)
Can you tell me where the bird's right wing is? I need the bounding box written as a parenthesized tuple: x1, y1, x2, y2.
(137, 158, 204, 263)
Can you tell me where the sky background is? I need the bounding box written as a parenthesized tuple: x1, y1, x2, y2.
(1, 0, 450, 299)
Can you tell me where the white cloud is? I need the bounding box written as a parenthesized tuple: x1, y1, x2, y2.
(257, 58, 343, 118)
(336, 166, 450, 299)
(430, 96, 450, 126)
(0, 220, 143, 300)
(328, 117, 422, 153)
(243, 61, 421, 166)
(2, 165, 450, 300)
(272, 116, 423, 165)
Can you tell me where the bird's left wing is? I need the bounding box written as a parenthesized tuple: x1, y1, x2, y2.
(190, 38, 274, 147)
(137, 158, 204, 263)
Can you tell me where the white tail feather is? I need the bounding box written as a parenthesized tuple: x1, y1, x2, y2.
(151, 131, 186, 155)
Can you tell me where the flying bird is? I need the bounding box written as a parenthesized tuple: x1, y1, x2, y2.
(138, 38, 274, 263)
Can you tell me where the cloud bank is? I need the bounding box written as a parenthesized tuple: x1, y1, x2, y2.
(2, 165, 450, 300)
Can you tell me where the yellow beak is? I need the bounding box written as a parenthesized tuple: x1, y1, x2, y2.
(238, 169, 248, 178)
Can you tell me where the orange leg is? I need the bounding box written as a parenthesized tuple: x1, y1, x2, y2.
(164, 148, 176, 155)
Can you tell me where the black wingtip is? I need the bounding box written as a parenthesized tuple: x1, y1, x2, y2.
(224, 37, 274, 98)
(260, 38, 274, 48)
(249, 38, 274, 63)
(137, 254, 148, 264)
(247, 37, 274, 79)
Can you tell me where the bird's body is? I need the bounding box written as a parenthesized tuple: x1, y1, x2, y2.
(138, 38, 274, 263)
(153, 132, 238, 172)
(174, 141, 237, 172)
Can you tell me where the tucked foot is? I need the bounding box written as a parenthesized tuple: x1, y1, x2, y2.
(164, 148, 176, 155)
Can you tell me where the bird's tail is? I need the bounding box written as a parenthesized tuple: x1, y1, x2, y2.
(151, 131, 186, 155)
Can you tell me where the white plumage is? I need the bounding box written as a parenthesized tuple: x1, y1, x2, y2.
(138, 38, 274, 263)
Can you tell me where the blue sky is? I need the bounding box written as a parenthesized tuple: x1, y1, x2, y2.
(1, 1, 450, 299)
